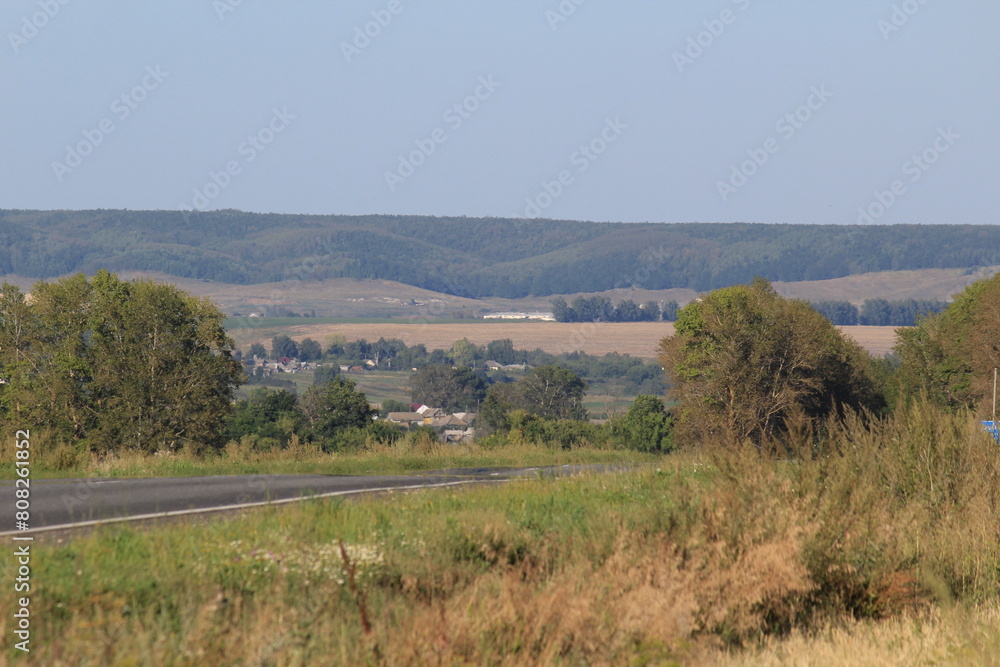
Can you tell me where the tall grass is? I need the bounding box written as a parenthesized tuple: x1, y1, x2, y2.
(3, 398, 999, 663)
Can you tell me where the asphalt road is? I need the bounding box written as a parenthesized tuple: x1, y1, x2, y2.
(0, 465, 624, 536)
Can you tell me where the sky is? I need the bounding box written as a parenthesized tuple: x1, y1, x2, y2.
(1, 0, 996, 225)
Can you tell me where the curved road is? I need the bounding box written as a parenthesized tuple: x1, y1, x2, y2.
(1, 465, 623, 536)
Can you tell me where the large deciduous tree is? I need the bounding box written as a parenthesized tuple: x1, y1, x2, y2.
(658, 278, 883, 446)
(409, 364, 487, 411)
(894, 273, 1000, 412)
(299, 377, 376, 438)
(270, 334, 299, 359)
(479, 365, 589, 431)
(0, 271, 244, 453)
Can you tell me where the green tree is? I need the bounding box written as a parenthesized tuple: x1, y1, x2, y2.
(551, 297, 575, 322)
(609, 394, 673, 453)
(659, 278, 883, 446)
(450, 338, 479, 367)
(271, 334, 299, 359)
(298, 337, 322, 361)
(410, 364, 487, 411)
(480, 365, 588, 430)
(612, 299, 642, 322)
(0, 271, 243, 453)
(248, 342, 267, 359)
(519, 365, 588, 420)
(227, 387, 300, 444)
(313, 365, 340, 385)
(895, 274, 1000, 412)
(641, 301, 662, 321)
(485, 338, 517, 364)
(299, 377, 375, 438)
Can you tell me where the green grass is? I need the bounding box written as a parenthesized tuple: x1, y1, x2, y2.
(0, 462, 700, 664)
(236, 369, 412, 405)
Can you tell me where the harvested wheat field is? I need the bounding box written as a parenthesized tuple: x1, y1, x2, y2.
(234, 321, 903, 358)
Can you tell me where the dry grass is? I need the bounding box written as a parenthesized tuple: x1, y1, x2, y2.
(836, 325, 901, 356)
(714, 603, 1000, 666)
(774, 266, 999, 305)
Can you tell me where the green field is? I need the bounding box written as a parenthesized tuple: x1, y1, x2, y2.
(237, 369, 412, 406)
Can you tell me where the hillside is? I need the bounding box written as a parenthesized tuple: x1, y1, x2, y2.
(4, 267, 992, 321)
(3, 209, 1000, 298)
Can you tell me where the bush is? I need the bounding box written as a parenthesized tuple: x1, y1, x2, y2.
(609, 395, 674, 453)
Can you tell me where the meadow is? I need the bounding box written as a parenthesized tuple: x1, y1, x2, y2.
(6, 400, 1000, 664)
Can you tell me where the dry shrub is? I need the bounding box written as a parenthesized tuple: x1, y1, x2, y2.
(381, 481, 823, 664)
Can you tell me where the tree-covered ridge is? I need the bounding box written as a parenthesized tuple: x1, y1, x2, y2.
(3, 209, 1000, 297)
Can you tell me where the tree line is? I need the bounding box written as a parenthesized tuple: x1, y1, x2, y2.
(550, 296, 680, 322)
(810, 298, 949, 326)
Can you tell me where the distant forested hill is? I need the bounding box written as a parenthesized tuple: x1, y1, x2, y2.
(2, 209, 998, 298)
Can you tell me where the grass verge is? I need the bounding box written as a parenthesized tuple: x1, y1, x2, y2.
(0, 439, 657, 480)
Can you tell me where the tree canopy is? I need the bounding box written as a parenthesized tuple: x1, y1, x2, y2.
(409, 365, 487, 412)
(894, 273, 1000, 412)
(480, 365, 588, 431)
(659, 278, 884, 445)
(0, 271, 243, 452)
(299, 377, 376, 438)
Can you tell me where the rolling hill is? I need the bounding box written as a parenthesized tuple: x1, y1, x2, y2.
(2, 209, 999, 299)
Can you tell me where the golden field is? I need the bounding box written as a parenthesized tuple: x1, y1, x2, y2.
(233, 321, 902, 358)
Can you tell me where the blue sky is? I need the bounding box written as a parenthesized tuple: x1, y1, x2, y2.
(2, 0, 996, 224)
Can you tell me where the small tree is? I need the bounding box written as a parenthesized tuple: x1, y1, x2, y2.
(271, 334, 299, 359)
(227, 387, 300, 444)
(298, 337, 323, 361)
(248, 342, 267, 359)
(299, 377, 375, 439)
(313, 365, 340, 386)
(610, 395, 673, 453)
(486, 338, 518, 364)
